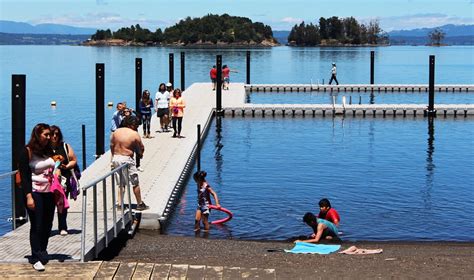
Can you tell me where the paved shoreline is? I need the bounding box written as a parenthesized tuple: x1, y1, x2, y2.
(110, 230, 474, 279)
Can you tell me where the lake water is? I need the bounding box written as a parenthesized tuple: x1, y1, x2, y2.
(165, 117, 474, 241)
(0, 45, 473, 237)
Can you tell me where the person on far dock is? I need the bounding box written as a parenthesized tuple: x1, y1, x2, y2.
(210, 65, 217, 90)
(222, 65, 238, 90)
(139, 90, 153, 138)
(169, 88, 186, 138)
(317, 198, 340, 226)
(329, 62, 339, 85)
(193, 170, 220, 232)
(155, 83, 171, 132)
(295, 212, 340, 244)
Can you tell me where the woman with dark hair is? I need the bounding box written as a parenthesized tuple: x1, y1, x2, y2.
(19, 123, 55, 271)
(155, 83, 171, 132)
(169, 88, 186, 138)
(50, 125, 78, 236)
(139, 90, 153, 138)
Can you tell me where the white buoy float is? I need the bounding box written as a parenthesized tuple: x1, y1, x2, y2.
(51, 101, 57, 106)
(107, 102, 114, 107)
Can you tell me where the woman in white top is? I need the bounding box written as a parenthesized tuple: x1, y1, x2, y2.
(19, 123, 55, 271)
(155, 82, 171, 132)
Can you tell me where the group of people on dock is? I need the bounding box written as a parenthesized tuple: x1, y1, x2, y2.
(19, 123, 81, 271)
(210, 65, 238, 90)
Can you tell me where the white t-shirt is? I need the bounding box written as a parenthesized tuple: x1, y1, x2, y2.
(155, 91, 170, 109)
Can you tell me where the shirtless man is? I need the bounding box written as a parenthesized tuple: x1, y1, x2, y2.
(110, 116, 149, 211)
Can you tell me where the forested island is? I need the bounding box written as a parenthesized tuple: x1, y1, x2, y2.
(287, 17, 389, 46)
(85, 14, 279, 47)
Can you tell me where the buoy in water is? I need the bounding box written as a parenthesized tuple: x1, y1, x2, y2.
(107, 102, 114, 107)
(51, 101, 57, 106)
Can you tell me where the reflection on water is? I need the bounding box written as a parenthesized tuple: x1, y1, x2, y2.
(165, 117, 474, 241)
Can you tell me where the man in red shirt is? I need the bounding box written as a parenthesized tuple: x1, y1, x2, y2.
(318, 198, 340, 226)
(210, 65, 217, 90)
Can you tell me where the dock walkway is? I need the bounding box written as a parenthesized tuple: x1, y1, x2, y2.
(0, 82, 472, 264)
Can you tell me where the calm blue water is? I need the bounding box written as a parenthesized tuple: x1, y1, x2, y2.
(249, 91, 474, 104)
(0, 45, 473, 236)
(165, 117, 474, 241)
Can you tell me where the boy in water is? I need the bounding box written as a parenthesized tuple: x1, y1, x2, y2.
(194, 171, 220, 232)
(296, 212, 340, 243)
(318, 198, 340, 226)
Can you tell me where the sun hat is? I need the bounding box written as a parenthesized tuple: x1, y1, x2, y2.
(166, 82, 172, 87)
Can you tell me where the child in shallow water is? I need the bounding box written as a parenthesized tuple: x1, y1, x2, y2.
(318, 198, 340, 226)
(194, 171, 220, 232)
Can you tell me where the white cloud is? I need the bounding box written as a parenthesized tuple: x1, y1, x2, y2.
(281, 17, 303, 24)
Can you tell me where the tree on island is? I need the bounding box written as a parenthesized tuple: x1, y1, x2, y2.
(89, 14, 277, 45)
(288, 16, 389, 46)
(428, 28, 446, 46)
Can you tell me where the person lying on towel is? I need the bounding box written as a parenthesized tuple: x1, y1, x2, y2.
(295, 212, 341, 243)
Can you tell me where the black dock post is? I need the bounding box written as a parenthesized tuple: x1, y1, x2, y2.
(216, 55, 222, 114)
(427, 55, 436, 116)
(11, 74, 26, 229)
(246, 51, 251, 84)
(135, 58, 142, 113)
(370, 51, 375, 84)
(197, 124, 201, 172)
(180, 52, 185, 90)
(96, 63, 105, 158)
(169, 53, 174, 86)
(82, 124, 86, 171)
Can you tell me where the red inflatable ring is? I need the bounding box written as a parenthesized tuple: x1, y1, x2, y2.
(208, 204, 233, 224)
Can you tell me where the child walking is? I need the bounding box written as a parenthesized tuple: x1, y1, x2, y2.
(194, 171, 220, 232)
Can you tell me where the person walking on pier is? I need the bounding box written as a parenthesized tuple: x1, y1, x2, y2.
(110, 116, 149, 211)
(222, 65, 238, 90)
(19, 123, 55, 271)
(170, 88, 186, 138)
(329, 62, 339, 85)
(50, 125, 79, 236)
(155, 83, 171, 132)
(194, 171, 220, 232)
(139, 90, 153, 138)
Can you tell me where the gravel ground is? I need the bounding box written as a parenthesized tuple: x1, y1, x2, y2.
(103, 230, 474, 279)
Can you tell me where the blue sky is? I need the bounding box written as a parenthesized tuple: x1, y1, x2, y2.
(0, 0, 473, 31)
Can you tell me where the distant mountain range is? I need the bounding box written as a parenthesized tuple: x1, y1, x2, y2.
(0, 20, 472, 45)
(0, 20, 96, 35)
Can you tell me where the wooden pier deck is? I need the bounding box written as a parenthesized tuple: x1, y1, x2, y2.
(0, 82, 472, 265)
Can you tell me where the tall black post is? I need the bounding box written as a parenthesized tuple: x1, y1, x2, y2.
(12, 74, 26, 228)
(427, 55, 436, 116)
(197, 124, 201, 172)
(96, 63, 105, 158)
(169, 53, 174, 86)
(216, 55, 222, 114)
(82, 124, 86, 171)
(135, 58, 142, 113)
(370, 51, 375, 84)
(180, 52, 185, 90)
(246, 51, 251, 84)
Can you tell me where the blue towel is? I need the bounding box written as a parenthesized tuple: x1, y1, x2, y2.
(285, 242, 341, 254)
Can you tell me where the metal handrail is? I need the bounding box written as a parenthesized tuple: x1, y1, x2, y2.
(80, 163, 133, 262)
(0, 170, 17, 179)
(0, 170, 26, 230)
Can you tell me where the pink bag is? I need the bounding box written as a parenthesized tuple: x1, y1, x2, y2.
(51, 174, 70, 213)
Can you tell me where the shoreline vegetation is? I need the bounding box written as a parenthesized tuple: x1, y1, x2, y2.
(83, 14, 279, 47)
(83, 14, 391, 47)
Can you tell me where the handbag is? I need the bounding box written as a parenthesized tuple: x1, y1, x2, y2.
(64, 142, 81, 200)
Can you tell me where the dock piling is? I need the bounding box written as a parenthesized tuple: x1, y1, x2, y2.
(370, 51, 375, 84)
(246, 51, 251, 84)
(135, 58, 142, 113)
(169, 53, 174, 86)
(95, 63, 105, 158)
(180, 52, 185, 90)
(427, 55, 436, 116)
(82, 124, 86, 171)
(216, 55, 222, 114)
(11, 74, 26, 229)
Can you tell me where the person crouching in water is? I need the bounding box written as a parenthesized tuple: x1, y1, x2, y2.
(296, 212, 340, 243)
(318, 198, 340, 226)
(194, 171, 220, 232)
